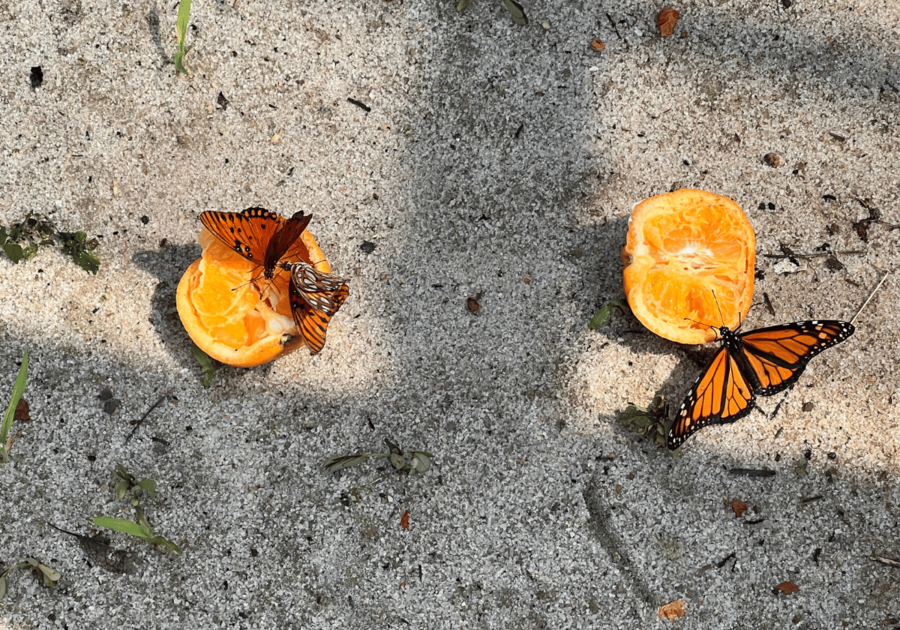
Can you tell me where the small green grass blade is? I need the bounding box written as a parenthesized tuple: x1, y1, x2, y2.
(92, 517, 147, 539)
(174, 0, 193, 75)
(191, 343, 216, 387)
(1, 350, 29, 462)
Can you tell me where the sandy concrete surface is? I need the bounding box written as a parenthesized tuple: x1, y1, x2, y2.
(0, 0, 898, 628)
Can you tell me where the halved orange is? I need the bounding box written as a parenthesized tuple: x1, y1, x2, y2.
(622, 189, 756, 344)
(176, 227, 333, 367)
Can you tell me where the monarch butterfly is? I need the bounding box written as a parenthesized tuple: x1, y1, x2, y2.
(280, 261, 350, 354)
(668, 319, 855, 450)
(199, 207, 312, 280)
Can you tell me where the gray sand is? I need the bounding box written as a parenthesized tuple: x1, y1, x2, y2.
(0, 1, 898, 628)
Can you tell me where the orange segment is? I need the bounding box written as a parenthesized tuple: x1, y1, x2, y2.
(176, 226, 333, 367)
(622, 189, 756, 344)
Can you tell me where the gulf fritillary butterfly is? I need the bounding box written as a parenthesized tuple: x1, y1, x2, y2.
(199, 207, 350, 354)
(280, 261, 350, 354)
(199, 207, 312, 280)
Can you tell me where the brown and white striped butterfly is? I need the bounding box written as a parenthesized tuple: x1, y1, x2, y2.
(280, 261, 350, 354)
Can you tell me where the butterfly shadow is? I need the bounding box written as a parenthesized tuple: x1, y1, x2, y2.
(132, 245, 295, 382)
(132, 244, 203, 372)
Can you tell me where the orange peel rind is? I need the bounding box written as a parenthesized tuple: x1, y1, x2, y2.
(622, 189, 756, 345)
(176, 226, 332, 367)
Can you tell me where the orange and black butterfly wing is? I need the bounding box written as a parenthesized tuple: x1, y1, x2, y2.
(263, 211, 312, 276)
(737, 320, 855, 395)
(289, 281, 350, 354)
(668, 345, 756, 450)
(200, 208, 285, 267)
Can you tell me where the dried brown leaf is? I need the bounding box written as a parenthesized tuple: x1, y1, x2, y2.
(14, 398, 30, 421)
(731, 499, 748, 518)
(657, 8, 679, 37)
(764, 152, 781, 167)
(775, 581, 799, 595)
(589, 38, 606, 52)
(400, 510, 410, 530)
(658, 599, 686, 620)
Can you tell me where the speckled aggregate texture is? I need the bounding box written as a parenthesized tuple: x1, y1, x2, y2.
(0, 0, 898, 628)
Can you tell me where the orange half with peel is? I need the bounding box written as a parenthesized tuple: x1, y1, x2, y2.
(622, 189, 756, 345)
(176, 227, 334, 367)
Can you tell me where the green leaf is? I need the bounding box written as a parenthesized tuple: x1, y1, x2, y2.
(618, 395, 671, 442)
(36, 563, 61, 587)
(148, 536, 183, 555)
(3, 242, 24, 263)
(115, 480, 128, 500)
(618, 403, 648, 419)
(92, 517, 147, 539)
(322, 441, 434, 475)
(139, 478, 157, 497)
(174, 48, 192, 76)
(114, 462, 134, 483)
(456, 0, 471, 11)
(73, 250, 100, 275)
(389, 452, 406, 470)
(588, 298, 629, 330)
(501, 0, 528, 25)
(174, 0, 193, 75)
(18, 559, 61, 589)
(321, 453, 376, 474)
(0, 225, 7, 246)
(588, 305, 613, 330)
(409, 451, 433, 473)
(1, 349, 29, 462)
(21, 243, 39, 260)
(192, 343, 216, 387)
(632, 416, 655, 431)
(176, 0, 191, 48)
(0, 558, 63, 598)
(385, 438, 406, 470)
(647, 394, 669, 417)
(59, 231, 101, 274)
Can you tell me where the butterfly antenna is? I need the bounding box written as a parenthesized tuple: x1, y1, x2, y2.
(230, 266, 268, 292)
(850, 271, 889, 325)
(711, 290, 726, 327)
(301, 256, 328, 267)
(683, 316, 709, 328)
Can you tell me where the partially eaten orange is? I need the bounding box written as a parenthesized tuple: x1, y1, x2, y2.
(622, 189, 756, 344)
(176, 227, 333, 367)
